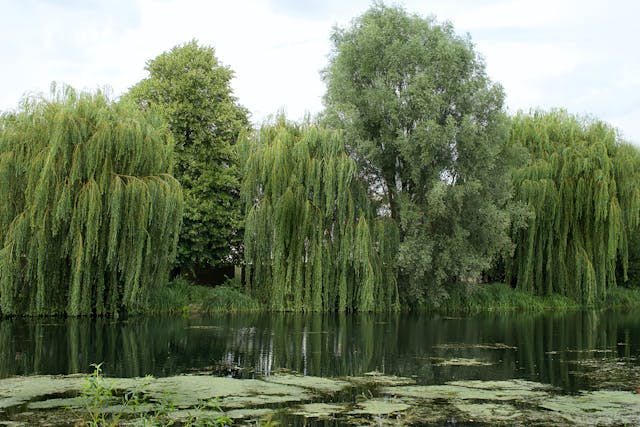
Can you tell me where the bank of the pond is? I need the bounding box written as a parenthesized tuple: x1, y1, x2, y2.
(152, 280, 640, 316)
(149, 277, 262, 314)
(435, 282, 640, 314)
(3, 279, 640, 318)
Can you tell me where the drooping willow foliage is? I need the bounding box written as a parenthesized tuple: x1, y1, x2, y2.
(240, 118, 399, 312)
(0, 87, 183, 316)
(508, 111, 640, 304)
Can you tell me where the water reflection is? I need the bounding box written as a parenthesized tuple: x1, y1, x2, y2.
(0, 311, 638, 392)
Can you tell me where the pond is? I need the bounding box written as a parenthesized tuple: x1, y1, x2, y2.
(0, 310, 639, 425)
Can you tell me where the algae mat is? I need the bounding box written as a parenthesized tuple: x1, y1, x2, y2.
(1, 373, 639, 426)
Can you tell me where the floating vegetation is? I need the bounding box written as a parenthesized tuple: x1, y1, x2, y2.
(569, 356, 640, 391)
(433, 343, 517, 350)
(540, 390, 640, 426)
(263, 373, 350, 394)
(0, 375, 86, 409)
(292, 403, 347, 418)
(348, 372, 416, 387)
(144, 375, 312, 409)
(454, 402, 523, 424)
(431, 357, 495, 367)
(382, 379, 552, 402)
(351, 398, 411, 415)
(564, 348, 616, 354)
(1, 372, 639, 426)
(185, 325, 223, 330)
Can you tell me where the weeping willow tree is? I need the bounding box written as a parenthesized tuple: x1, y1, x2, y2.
(508, 110, 640, 304)
(240, 118, 399, 312)
(0, 87, 183, 316)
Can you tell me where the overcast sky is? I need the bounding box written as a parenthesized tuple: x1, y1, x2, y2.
(1, 0, 639, 143)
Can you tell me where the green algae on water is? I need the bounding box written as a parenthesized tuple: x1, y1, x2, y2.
(348, 372, 416, 387)
(2, 372, 640, 426)
(431, 357, 495, 367)
(350, 398, 411, 415)
(293, 403, 347, 418)
(263, 373, 350, 393)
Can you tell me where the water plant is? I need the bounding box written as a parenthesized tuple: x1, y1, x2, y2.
(77, 363, 151, 426)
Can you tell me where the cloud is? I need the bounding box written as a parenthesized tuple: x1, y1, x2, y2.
(0, 0, 638, 143)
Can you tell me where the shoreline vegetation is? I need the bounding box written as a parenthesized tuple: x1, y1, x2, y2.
(3, 274, 639, 318)
(147, 278, 640, 317)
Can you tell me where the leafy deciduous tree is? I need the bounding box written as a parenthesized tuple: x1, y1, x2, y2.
(0, 87, 183, 316)
(240, 118, 399, 311)
(508, 110, 640, 303)
(322, 3, 517, 305)
(127, 40, 250, 276)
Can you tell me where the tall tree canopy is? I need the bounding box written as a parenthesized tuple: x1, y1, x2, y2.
(322, 3, 516, 305)
(0, 87, 183, 316)
(508, 111, 640, 303)
(127, 40, 250, 276)
(240, 118, 399, 312)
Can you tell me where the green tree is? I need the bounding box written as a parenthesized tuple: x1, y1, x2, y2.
(240, 117, 399, 311)
(0, 87, 183, 316)
(322, 3, 517, 306)
(127, 40, 250, 277)
(508, 111, 640, 303)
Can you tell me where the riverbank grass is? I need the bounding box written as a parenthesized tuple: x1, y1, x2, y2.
(149, 277, 262, 314)
(437, 282, 640, 313)
(151, 279, 640, 315)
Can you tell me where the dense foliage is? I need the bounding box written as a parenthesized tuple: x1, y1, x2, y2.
(240, 118, 399, 311)
(2, 5, 640, 317)
(127, 40, 250, 275)
(507, 111, 640, 303)
(0, 88, 183, 316)
(322, 3, 519, 305)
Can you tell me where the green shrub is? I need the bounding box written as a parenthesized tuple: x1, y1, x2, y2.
(149, 276, 262, 314)
(435, 282, 579, 314)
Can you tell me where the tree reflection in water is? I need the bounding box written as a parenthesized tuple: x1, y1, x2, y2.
(0, 311, 637, 393)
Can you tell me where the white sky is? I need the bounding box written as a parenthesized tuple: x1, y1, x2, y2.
(1, 0, 639, 143)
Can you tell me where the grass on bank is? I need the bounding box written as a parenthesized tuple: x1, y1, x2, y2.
(150, 278, 640, 315)
(434, 282, 640, 314)
(149, 276, 262, 315)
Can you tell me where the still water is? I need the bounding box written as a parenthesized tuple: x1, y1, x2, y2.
(1, 310, 638, 393)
